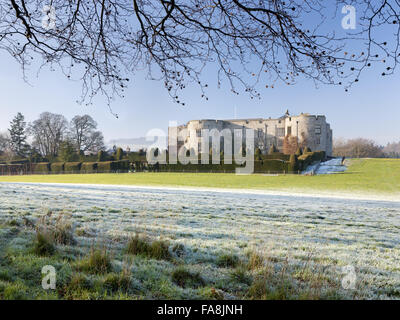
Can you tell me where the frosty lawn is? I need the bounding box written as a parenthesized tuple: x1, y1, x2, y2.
(0, 159, 399, 196)
(1, 182, 400, 299)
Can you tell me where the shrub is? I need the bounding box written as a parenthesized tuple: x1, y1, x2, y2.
(115, 147, 124, 161)
(64, 162, 82, 173)
(247, 277, 268, 299)
(50, 162, 65, 174)
(288, 154, 298, 172)
(295, 147, 302, 156)
(297, 151, 326, 171)
(304, 147, 312, 153)
(65, 273, 93, 292)
(216, 254, 240, 268)
(102, 271, 131, 292)
(97, 150, 107, 162)
(59, 141, 79, 162)
(254, 160, 288, 173)
(171, 267, 205, 288)
(32, 162, 50, 174)
(255, 148, 262, 160)
(117, 160, 130, 171)
(61, 273, 93, 299)
(52, 220, 76, 246)
(263, 153, 290, 160)
(81, 162, 97, 173)
(126, 235, 171, 260)
(0, 281, 28, 300)
(96, 161, 119, 172)
(78, 249, 112, 274)
(33, 232, 56, 256)
(247, 251, 264, 270)
(200, 287, 225, 300)
(150, 240, 171, 260)
(36, 213, 75, 246)
(230, 268, 252, 285)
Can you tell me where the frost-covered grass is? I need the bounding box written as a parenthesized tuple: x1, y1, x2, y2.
(0, 183, 400, 299)
(0, 159, 399, 196)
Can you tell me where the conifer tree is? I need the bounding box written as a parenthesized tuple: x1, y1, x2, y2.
(8, 112, 29, 157)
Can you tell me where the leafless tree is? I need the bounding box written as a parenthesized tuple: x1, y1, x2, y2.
(333, 137, 384, 158)
(28, 112, 68, 157)
(1, 1, 399, 106)
(283, 134, 298, 155)
(0, 132, 15, 161)
(383, 141, 400, 158)
(0, 132, 10, 152)
(69, 114, 105, 153)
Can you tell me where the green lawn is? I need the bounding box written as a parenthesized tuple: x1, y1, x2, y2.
(0, 158, 399, 195)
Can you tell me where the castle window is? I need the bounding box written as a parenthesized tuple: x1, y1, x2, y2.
(196, 129, 202, 137)
(316, 137, 321, 145)
(198, 142, 202, 153)
(287, 126, 292, 136)
(276, 127, 285, 137)
(315, 126, 321, 135)
(257, 129, 263, 138)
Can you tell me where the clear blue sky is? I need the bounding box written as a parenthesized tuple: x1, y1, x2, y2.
(0, 4, 399, 145)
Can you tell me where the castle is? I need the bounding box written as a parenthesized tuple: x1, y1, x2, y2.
(169, 111, 333, 156)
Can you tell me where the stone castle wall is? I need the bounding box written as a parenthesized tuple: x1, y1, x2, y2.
(169, 113, 333, 156)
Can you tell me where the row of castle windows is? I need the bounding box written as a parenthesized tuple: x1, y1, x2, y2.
(195, 125, 323, 139)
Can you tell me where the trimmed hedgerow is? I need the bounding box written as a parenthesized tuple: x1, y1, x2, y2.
(32, 162, 50, 174)
(254, 160, 288, 173)
(288, 154, 298, 172)
(81, 162, 98, 173)
(96, 161, 114, 172)
(96, 161, 123, 172)
(64, 162, 82, 173)
(51, 162, 65, 174)
(117, 160, 130, 171)
(297, 151, 326, 170)
(262, 153, 290, 161)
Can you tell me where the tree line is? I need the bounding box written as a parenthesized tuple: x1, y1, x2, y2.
(333, 138, 400, 158)
(0, 112, 105, 162)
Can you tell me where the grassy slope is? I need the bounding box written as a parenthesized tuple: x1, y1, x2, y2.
(0, 159, 399, 194)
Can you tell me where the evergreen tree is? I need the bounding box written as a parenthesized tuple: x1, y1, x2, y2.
(288, 154, 298, 172)
(115, 147, 124, 160)
(97, 150, 106, 162)
(8, 112, 29, 157)
(59, 140, 79, 162)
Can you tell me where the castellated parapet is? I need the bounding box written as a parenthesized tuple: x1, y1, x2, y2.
(168, 111, 333, 156)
